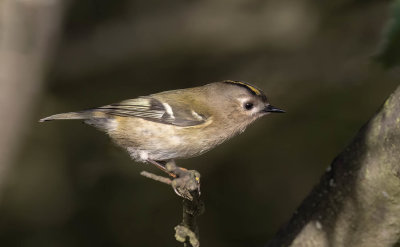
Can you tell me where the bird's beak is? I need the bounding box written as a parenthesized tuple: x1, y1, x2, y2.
(263, 105, 285, 113)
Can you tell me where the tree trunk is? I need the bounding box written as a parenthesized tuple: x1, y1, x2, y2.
(267, 84, 400, 246)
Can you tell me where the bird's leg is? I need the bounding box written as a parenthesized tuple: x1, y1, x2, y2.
(163, 161, 201, 201)
(145, 159, 200, 199)
(147, 159, 177, 178)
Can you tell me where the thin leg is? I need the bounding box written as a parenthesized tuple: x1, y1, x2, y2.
(147, 159, 177, 178)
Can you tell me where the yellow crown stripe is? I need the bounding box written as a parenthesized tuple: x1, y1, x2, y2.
(227, 81, 262, 96)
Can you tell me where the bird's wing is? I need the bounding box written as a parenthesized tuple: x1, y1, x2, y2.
(95, 97, 208, 127)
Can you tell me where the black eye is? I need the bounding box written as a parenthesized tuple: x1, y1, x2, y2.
(244, 102, 254, 110)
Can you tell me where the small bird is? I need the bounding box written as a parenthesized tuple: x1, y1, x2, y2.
(40, 80, 284, 173)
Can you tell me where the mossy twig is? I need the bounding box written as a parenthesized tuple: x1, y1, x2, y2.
(141, 162, 204, 247)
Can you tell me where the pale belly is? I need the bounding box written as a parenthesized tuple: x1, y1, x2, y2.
(106, 117, 224, 162)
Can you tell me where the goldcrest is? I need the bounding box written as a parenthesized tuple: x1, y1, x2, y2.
(40, 80, 284, 169)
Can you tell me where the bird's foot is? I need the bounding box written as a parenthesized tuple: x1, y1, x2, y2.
(165, 162, 201, 201)
(141, 160, 201, 201)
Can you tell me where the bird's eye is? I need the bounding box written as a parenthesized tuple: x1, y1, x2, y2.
(244, 102, 254, 110)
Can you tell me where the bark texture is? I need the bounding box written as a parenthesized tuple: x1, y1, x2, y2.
(267, 85, 400, 247)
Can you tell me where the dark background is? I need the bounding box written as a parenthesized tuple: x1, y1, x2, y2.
(1, 0, 399, 246)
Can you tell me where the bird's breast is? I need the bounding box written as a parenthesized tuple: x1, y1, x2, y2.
(107, 116, 243, 161)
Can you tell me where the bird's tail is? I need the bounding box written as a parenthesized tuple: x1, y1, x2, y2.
(39, 111, 94, 122)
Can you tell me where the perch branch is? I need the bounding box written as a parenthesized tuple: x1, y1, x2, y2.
(140, 171, 172, 185)
(141, 163, 204, 247)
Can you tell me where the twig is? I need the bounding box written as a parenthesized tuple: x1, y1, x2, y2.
(141, 162, 204, 247)
(140, 171, 172, 185)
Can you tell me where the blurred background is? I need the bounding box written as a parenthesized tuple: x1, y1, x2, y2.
(0, 0, 399, 246)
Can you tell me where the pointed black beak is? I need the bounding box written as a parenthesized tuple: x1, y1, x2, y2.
(263, 105, 285, 113)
